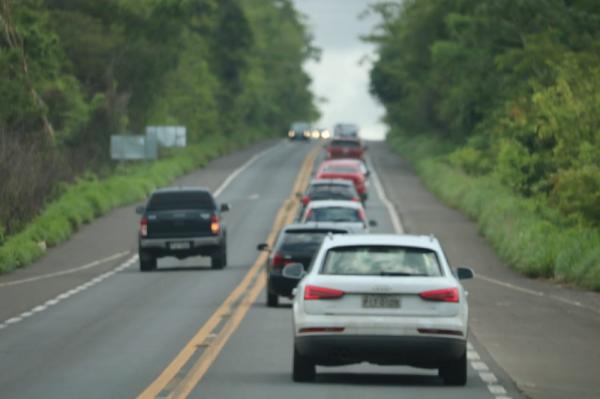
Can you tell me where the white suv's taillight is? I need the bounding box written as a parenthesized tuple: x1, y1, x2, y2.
(304, 285, 345, 300)
(419, 288, 459, 303)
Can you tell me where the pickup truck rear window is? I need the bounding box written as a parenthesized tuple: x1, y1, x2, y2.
(147, 191, 216, 211)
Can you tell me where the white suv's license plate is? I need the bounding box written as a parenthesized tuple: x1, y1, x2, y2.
(362, 295, 401, 308)
(169, 241, 191, 250)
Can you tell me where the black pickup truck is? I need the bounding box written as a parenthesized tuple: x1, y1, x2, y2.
(136, 187, 229, 271)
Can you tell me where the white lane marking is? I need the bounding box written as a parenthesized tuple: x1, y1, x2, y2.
(489, 385, 508, 395)
(0, 251, 130, 288)
(213, 141, 283, 198)
(477, 274, 600, 316)
(365, 157, 404, 233)
(0, 254, 138, 332)
(370, 153, 514, 397)
(471, 361, 490, 371)
(480, 371, 498, 383)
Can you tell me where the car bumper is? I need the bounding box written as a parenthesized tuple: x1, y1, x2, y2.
(295, 334, 466, 368)
(139, 236, 223, 257)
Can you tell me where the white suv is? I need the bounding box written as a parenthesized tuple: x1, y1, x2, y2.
(282, 234, 473, 385)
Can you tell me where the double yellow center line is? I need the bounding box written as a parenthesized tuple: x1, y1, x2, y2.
(138, 145, 319, 399)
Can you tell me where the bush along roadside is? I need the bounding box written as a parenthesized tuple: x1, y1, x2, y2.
(388, 133, 600, 292)
(0, 134, 248, 274)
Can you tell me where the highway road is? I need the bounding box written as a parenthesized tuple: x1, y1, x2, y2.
(0, 140, 599, 399)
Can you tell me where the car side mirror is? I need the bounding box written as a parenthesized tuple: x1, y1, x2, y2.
(135, 205, 145, 215)
(369, 220, 378, 227)
(282, 263, 306, 280)
(220, 203, 230, 212)
(257, 243, 269, 252)
(456, 267, 474, 280)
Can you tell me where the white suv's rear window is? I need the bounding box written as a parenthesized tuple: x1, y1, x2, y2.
(321, 245, 442, 276)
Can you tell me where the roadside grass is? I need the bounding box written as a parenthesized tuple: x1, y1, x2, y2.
(388, 133, 600, 292)
(0, 134, 253, 274)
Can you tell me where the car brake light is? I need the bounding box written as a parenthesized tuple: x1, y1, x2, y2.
(210, 215, 220, 235)
(271, 252, 293, 269)
(139, 217, 148, 237)
(304, 285, 345, 300)
(358, 208, 366, 222)
(351, 197, 360, 202)
(305, 209, 313, 221)
(302, 195, 310, 205)
(419, 288, 459, 303)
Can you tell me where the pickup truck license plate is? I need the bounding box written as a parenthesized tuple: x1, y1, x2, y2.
(362, 295, 401, 309)
(169, 241, 191, 250)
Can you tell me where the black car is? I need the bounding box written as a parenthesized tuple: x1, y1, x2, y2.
(136, 187, 229, 271)
(257, 223, 350, 307)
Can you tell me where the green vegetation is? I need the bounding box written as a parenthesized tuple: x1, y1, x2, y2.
(0, 0, 318, 272)
(368, 0, 600, 290)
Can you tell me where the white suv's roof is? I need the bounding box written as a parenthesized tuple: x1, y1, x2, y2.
(320, 233, 441, 252)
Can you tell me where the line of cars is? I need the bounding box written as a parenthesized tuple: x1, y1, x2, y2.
(264, 123, 475, 385)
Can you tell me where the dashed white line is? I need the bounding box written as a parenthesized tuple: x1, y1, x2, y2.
(489, 385, 508, 395)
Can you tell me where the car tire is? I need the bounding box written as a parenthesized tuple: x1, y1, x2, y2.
(292, 346, 315, 382)
(439, 351, 467, 386)
(211, 246, 227, 269)
(267, 291, 279, 308)
(139, 251, 157, 272)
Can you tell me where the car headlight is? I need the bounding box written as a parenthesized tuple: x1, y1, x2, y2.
(303, 131, 310, 137)
(321, 130, 330, 139)
(288, 130, 295, 137)
(311, 130, 320, 139)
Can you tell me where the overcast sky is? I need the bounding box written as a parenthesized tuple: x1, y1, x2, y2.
(293, 0, 387, 141)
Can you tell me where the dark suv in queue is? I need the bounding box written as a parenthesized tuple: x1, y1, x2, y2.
(136, 187, 229, 271)
(257, 223, 350, 307)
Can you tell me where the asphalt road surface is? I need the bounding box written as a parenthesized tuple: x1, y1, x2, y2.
(0, 140, 598, 399)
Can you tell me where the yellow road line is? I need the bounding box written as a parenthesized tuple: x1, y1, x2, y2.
(137, 145, 319, 399)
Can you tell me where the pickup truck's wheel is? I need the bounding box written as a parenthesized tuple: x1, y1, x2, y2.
(439, 351, 467, 386)
(211, 246, 227, 269)
(139, 251, 157, 272)
(292, 346, 315, 382)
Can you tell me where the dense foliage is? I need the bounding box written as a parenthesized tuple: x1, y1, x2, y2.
(369, 0, 600, 226)
(0, 0, 318, 238)
(368, 0, 600, 288)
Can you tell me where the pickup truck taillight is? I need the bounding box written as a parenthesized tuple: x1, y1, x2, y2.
(210, 215, 220, 235)
(139, 217, 148, 237)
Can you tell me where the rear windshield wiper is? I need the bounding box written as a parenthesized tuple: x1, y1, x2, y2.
(379, 272, 429, 276)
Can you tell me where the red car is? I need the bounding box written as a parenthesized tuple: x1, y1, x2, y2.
(315, 159, 368, 200)
(326, 138, 364, 160)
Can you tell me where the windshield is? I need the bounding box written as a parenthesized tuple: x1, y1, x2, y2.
(279, 231, 330, 252)
(321, 245, 442, 276)
(331, 140, 360, 148)
(305, 207, 362, 223)
(308, 185, 355, 200)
